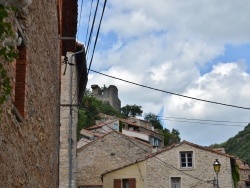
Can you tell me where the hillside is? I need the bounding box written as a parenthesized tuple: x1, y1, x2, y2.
(77, 95, 181, 146)
(210, 123, 250, 163)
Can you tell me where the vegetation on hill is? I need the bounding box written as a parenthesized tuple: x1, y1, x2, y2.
(0, 5, 18, 112)
(144, 113, 181, 146)
(121, 104, 143, 117)
(77, 95, 126, 140)
(77, 90, 181, 146)
(210, 123, 250, 163)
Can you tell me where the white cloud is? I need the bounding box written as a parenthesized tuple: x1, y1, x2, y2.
(83, 0, 250, 146)
(163, 63, 250, 145)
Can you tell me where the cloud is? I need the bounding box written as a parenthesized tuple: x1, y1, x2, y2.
(163, 63, 250, 145)
(83, 0, 250, 146)
(103, 0, 250, 43)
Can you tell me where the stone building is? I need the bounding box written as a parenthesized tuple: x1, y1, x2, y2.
(91, 84, 121, 111)
(0, 1, 60, 187)
(102, 141, 235, 188)
(76, 131, 152, 187)
(60, 48, 88, 187)
(58, 1, 88, 187)
(86, 116, 164, 148)
(236, 159, 250, 188)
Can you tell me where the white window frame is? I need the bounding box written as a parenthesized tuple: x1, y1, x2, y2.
(170, 177, 181, 188)
(180, 151, 193, 169)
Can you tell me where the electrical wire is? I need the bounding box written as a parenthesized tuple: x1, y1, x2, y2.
(76, 0, 84, 41)
(76, 108, 213, 184)
(156, 115, 249, 124)
(84, 0, 94, 45)
(159, 118, 246, 127)
(85, 0, 100, 56)
(87, 0, 108, 75)
(89, 69, 250, 110)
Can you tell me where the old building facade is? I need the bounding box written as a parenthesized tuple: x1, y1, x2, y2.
(103, 141, 235, 188)
(86, 116, 164, 148)
(0, 1, 60, 187)
(76, 131, 152, 187)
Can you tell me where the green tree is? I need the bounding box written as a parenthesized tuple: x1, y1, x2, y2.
(144, 113, 181, 146)
(121, 104, 143, 117)
(77, 95, 126, 140)
(161, 128, 170, 146)
(169, 128, 181, 144)
(144, 113, 163, 130)
(84, 88, 92, 96)
(0, 5, 18, 110)
(210, 123, 250, 164)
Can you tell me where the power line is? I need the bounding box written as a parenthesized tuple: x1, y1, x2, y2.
(76, 109, 212, 184)
(84, 0, 94, 45)
(85, 0, 100, 56)
(76, 0, 84, 41)
(87, 0, 108, 75)
(157, 115, 249, 124)
(89, 69, 250, 110)
(160, 118, 245, 127)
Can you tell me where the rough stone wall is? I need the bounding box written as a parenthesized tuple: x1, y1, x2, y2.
(91, 85, 121, 111)
(0, 1, 60, 187)
(59, 53, 78, 187)
(76, 131, 152, 187)
(145, 143, 233, 188)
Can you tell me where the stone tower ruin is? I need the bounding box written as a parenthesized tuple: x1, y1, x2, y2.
(91, 85, 121, 112)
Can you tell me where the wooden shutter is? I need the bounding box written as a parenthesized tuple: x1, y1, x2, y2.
(114, 179, 121, 188)
(129, 178, 136, 188)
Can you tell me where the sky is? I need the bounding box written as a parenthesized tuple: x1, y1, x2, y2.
(77, 0, 250, 146)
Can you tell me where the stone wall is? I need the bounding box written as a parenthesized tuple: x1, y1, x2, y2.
(0, 1, 60, 187)
(76, 131, 152, 187)
(59, 53, 78, 188)
(145, 143, 234, 188)
(91, 85, 121, 111)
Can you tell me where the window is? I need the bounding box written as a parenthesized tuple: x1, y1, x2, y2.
(180, 151, 193, 168)
(114, 123, 119, 131)
(114, 178, 136, 188)
(122, 179, 129, 188)
(150, 137, 160, 146)
(171, 177, 181, 188)
(14, 46, 27, 118)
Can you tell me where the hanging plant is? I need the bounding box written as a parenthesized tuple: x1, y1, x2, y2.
(0, 4, 18, 109)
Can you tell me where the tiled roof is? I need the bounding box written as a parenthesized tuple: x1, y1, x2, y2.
(146, 140, 235, 159)
(80, 129, 96, 137)
(120, 119, 163, 136)
(102, 140, 237, 177)
(77, 130, 152, 152)
(102, 158, 147, 177)
(120, 119, 140, 127)
(181, 141, 235, 158)
(236, 158, 250, 170)
(86, 119, 119, 130)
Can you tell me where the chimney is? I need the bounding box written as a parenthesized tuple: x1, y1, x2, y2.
(152, 146, 158, 153)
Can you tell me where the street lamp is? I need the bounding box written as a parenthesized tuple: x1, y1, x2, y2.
(213, 159, 221, 188)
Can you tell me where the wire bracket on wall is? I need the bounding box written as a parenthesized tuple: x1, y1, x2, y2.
(62, 56, 75, 75)
(58, 36, 76, 40)
(62, 56, 69, 75)
(60, 104, 79, 107)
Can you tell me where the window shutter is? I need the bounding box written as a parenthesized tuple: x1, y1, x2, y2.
(129, 178, 136, 188)
(114, 179, 121, 188)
